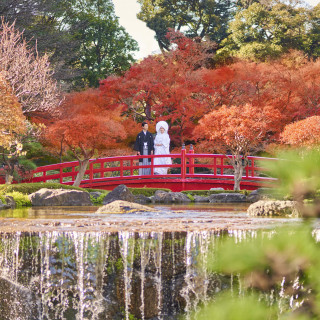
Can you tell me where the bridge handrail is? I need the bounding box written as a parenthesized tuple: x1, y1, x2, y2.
(27, 150, 278, 187)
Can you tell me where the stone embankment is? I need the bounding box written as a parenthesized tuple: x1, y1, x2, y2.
(0, 184, 301, 217)
(0, 184, 269, 209)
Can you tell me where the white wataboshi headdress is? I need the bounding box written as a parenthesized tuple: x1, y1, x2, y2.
(156, 121, 169, 133)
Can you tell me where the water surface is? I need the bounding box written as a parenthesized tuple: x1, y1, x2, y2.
(0, 204, 302, 319)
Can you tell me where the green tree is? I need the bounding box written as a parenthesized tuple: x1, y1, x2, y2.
(65, 0, 139, 88)
(137, 0, 234, 51)
(0, 0, 79, 89)
(1, 0, 139, 89)
(219, 0, 320, 61)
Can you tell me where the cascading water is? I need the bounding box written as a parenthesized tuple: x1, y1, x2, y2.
(0, 229, 263, 320)
(119, 231, 135, 320)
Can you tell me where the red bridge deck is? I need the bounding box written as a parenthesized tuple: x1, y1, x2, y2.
(23, 150, 277, 191)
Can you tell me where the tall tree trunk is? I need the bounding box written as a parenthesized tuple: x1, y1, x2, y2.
(5, 172, 13, 184)
(232, 155, 244, 191)
(4, 160, 15, 185)
(73, 159, 90, 187)
(233, 168, 242, 191)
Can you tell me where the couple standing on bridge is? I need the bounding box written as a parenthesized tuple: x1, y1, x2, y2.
(134, 121, 172, 175)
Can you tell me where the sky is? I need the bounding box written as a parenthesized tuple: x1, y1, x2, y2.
(113, 0, 320, 60)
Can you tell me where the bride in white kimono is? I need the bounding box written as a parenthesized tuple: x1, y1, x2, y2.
(154, 121, 172, 174)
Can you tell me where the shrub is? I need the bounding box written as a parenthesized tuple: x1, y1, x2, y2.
(5, 191, 31, 207)
(90, 193, 107, 205)
(0, 182, 86, 195)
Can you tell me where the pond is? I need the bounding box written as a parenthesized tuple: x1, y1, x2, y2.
(0, 204, 302, 320)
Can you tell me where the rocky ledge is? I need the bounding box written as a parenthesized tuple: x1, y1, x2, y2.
(96, 200, 158, 214)
(247, 200, 300, 217)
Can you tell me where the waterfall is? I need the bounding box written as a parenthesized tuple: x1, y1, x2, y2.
(138, 231, 152, 320)
(180, 231, 215, 319)
(152, 231, 163, 319)
(0, 229, 247, 319)
(119, 231, 135, 320)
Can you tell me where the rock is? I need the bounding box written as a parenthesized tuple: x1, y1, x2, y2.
(153, 190, 191, 203)
(134, 194, 152, 204)
(28, 188, 92, 206)
(96, 200, 156, 214)
(210, 187, 225, 191)
(247, 200, 299, 217)
(0, 199, 10, 210)
(5, 195, 16, 209)
(89, 191, 103, 199)
(194, 195, 210, 202)
(209, 193, 247, 203)
(0, 277, 40, 319)
(102, 185, 135, 205)
(247, 188, 274, 203)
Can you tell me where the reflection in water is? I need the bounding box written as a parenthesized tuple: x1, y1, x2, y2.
(0, 230, 257, 320)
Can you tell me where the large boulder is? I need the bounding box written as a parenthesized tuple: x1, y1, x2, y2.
(102, 185, 135, 205)
(153, 190, 191, 203)
(28, 188, 92, 206)
(96, 200, 156, 214)
(247, 200, 300, 217)
(209, 193, 247, 203)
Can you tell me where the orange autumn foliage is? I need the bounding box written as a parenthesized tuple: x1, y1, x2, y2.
(100, 31, 214, 147)
(281, 116, 320, 149)
(0, 75, 26, 151)
(44, 89, 128, 186)
(196, 103, 282, 190)
(197, 104, 282, 155)
(196, 57, 320, 155)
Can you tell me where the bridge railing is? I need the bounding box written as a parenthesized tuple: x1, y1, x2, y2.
(27, 148, 277, 188)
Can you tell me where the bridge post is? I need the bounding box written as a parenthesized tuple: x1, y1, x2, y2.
(189, 144, 194, 175)
(181, 144, 186, 180)
(59, 166, 63, 184)
(89, 161, 94, 181)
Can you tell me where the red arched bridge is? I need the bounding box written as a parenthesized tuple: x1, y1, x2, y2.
(24, 149, 277, 191)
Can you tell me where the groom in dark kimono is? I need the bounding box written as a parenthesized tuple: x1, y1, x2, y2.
(134, 122, 154, 175)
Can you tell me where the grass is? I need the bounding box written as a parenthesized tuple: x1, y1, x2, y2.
(0, 182, 109, 196)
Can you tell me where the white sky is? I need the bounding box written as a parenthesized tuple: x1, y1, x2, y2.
(112, 0, 320, 60)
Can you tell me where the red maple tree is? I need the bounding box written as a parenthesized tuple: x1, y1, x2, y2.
(196, 104, 282, 190)
(43, 89, 127, 186)
(281, 116, 320, 149)
(100, 30, 215, 147)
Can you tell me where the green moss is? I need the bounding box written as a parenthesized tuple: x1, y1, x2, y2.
(181, 190, 252, 197)
(129, 187, 171, 197)
(185, 193, 195, 201)
(115, 257, 124, 271)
